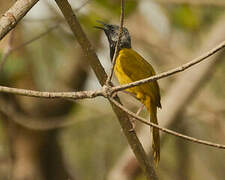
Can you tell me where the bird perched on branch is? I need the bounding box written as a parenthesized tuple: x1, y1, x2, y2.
(95, 21, 162, 165)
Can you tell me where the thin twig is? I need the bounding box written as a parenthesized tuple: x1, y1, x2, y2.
(109, 15, 225, 180)
(110, 98, 225, 149)
(112, 40, 225, 93)
(105, 0, 125, 85)
(0, 41, 224, 99)
(0, 85, 103, 100)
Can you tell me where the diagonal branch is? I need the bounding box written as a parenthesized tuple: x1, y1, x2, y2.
(0, 0, 39, 40)
(106, 0, 125, 85)
(110, 98, 225, 149)
(112, 40, 225, 93)
(54, 0, 157, 179)
(7, 80, 225, 148)
(108, 15, 225, 178)
(55, 0, 107, 85)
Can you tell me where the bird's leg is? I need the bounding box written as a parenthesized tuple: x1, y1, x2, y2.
(129, 104, 145, 132)
(136, 104, 145, 115)
(112, 90, 144, 131)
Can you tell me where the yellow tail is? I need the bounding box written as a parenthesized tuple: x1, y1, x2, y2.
(145, 96, 160, 165)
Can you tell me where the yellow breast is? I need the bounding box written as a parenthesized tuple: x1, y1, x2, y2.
(114, 49, 142, 95)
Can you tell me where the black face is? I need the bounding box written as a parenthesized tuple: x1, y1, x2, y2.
(95, 21, 131, 60)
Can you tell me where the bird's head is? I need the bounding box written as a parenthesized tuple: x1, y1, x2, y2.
(95, 21, 131, 60)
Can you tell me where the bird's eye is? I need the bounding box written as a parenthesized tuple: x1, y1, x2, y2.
(109, 28, 114, 33)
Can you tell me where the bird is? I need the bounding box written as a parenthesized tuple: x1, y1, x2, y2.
(95, 21, 162, 165)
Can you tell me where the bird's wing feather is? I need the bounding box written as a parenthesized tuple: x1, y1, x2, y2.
(118, 49, 161, 107)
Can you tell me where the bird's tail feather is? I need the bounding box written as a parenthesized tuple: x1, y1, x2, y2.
(145, 97, 160, 166)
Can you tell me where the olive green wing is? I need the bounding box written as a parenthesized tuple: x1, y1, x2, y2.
(119, 49, 161, 108)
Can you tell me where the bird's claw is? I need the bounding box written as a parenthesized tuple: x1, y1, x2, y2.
(129, 118, 136, 132)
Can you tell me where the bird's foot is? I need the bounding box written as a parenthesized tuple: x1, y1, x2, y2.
(129, 104, 145, 132)
(129, 118, 136, 132)
(136, 104, 145, 115)
(111, 92, 118, 98)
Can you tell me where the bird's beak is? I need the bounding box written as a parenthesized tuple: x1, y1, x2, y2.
(94, 20, 108, 31)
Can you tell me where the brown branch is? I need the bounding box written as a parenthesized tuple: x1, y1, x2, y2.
(0, 40, 224, 102)
(54, 0, 157, 179)
(0, 85, 103, 100)
(112, 40, 225, 93)
(0, 0, 39, 40)
(55, 0, 107, 85)
(110, 98, 225, 149)
(1, 0, 223, 177)
(1, 40, 224, 101)
(2, 79, 225, 149)
(106, 0, 125, 85)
